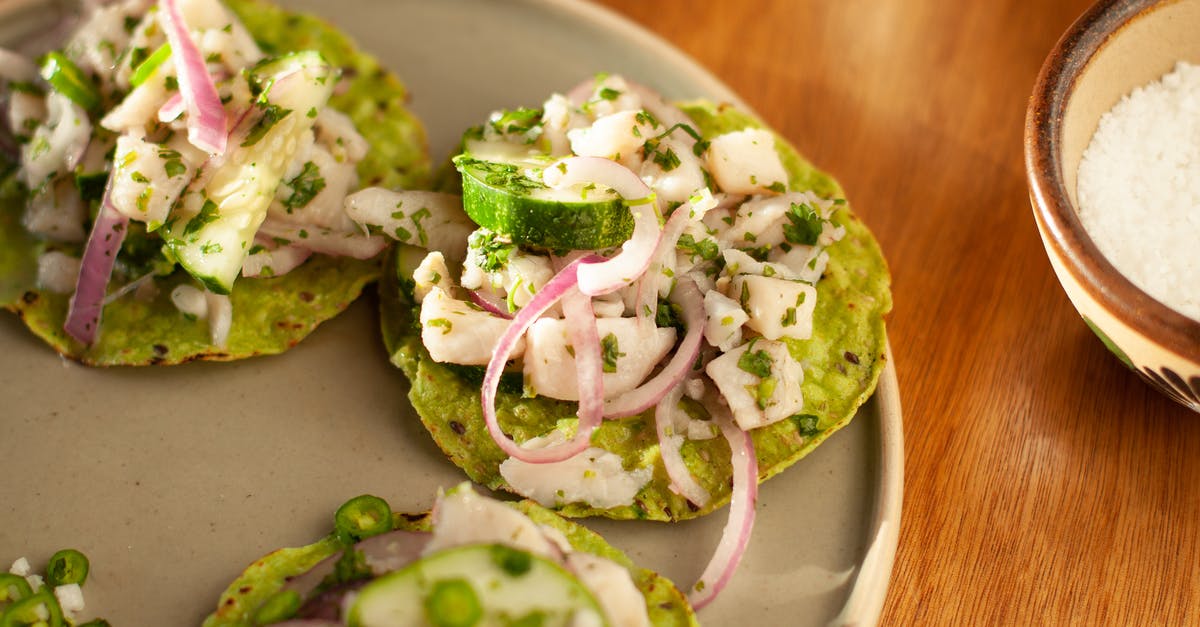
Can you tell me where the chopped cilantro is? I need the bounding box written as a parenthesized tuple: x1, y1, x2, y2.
(676, 233, 719, 261)
(467, 229, 516, 273)
(241, 103, 292, 147)
(410, 207, 431, 247)
(737, 348, 772, 379)
(598, 87, 621, 100)
(652, 146, 681, 171)
(601, 333, 624, 373)
(739, 245, 771, 261)
(282, 161, 325, 211)
(164, 159, 186, 178)
(792, 414, 821, 436)
(183, 198, 220, 238)
(488, 107, 543, 141)
(655, 299, 683, 330)
(457, 157, 545, 194)
(783, 202, 823, 246)
(427, 318, 452, 334)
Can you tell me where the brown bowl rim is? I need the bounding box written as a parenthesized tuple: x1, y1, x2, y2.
(1025, 0, 1200, 362)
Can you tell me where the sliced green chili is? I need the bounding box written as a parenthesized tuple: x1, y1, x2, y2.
(333, 494, 393, 544)
(130, 42, 172, 88)
(45, 549, 89, 586)
(0, 574, 32, 603)
(39, 52, 99, 111)
(0, 589, 65, 627)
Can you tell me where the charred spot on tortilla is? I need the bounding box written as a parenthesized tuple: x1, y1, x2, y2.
(0, 0, 429, 365)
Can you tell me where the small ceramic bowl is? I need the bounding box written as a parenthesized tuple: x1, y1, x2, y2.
(1026, 0, 1200, 413)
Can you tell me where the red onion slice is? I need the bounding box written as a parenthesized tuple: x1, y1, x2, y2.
(157, 92, 184, 122)
(604, 276, 705, 417)
(159, 0, 227, 154)
(564, 77, 593, 106)
(64, 177, 129, 345)
(688, 401, 758, 610)
(467, 289, 512, 319)
(633, 195, 697, 329)
(482, 255, 603, 464)
(541, 157, 662, 296)
(654, 384, 711, 507)
(562, 286, 604, 438)
(625, 79, 693, 131)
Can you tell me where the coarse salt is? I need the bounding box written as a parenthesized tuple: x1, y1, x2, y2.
(1077, 61, 1200, 321)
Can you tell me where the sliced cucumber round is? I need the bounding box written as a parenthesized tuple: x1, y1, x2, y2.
(454, 155, 633, 251)
(347, 543, 608, 627)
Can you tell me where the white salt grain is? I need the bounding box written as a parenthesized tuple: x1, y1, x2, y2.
(1077, 61, 1200, 321)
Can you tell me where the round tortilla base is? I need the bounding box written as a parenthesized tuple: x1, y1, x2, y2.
(203, 500, 697, 627)
(0, 0, 430, 365)
(383, 102, 892, 522)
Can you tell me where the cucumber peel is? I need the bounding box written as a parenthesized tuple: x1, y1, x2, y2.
(455, 155, 633, 251)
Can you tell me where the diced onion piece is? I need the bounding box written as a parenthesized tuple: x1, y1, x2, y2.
(688, 401, 758, 610)
(159, 0, 227, 154)
(604, 276, 705, 417)
(655, 384, 711, 507)
(36, 251, 81, 294)
(541, 157, 662, 296)
(64, 178, 129, 345)
(482, 255, 604, 463)
(158, 92, 185, 122)
(206, 291, 232, 348)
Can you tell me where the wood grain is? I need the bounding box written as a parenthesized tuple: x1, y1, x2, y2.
(592, 0, 1200, 623)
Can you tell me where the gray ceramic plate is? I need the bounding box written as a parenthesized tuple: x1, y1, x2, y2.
(0, 0, 903, 625)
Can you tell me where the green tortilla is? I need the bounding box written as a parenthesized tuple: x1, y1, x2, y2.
(203, 496, 697, 627)
(0, 0, 429, 366)
(382, 101, 891, 521)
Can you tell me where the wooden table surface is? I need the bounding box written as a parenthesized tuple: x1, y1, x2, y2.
(593, 0, 1200, 624)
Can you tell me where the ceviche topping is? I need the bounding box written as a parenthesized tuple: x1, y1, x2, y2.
(363, 74, 851, 608)
(1, 0, 391, 348)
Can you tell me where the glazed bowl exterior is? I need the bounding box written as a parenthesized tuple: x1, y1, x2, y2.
(1025, 0, 1200, 412)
